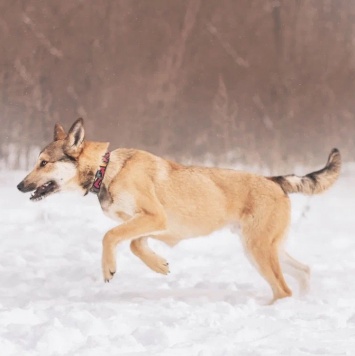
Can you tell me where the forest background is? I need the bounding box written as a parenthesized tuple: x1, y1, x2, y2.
(1, 0, 354, 172)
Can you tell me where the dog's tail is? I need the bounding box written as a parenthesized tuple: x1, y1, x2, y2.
(268, 148, 341, 195)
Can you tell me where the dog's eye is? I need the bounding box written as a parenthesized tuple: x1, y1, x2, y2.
(40, 160, 48, 167)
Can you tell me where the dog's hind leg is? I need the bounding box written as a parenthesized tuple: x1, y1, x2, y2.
(247, 242, 292, 303)
(280, 250, 310, 294)
(130, 237, 170, 275)
(242, 222, 292, 303)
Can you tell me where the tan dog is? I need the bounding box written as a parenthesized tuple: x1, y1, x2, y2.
(17, 118, 341, 302)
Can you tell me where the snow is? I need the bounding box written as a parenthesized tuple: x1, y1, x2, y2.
(0, 168, 354, 355)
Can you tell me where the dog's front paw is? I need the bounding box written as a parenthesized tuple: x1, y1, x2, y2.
(146, 255, 170, 275)
(102, 250, 116, 283)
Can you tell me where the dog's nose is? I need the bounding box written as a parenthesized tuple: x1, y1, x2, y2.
(17, 181, 25, 192)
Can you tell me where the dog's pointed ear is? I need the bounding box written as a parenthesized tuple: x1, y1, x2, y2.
(54, 123, 66, 141)
(64, 118, 85, 157)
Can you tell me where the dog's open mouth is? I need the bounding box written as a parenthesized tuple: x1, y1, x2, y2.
(30, 181, 58, 201)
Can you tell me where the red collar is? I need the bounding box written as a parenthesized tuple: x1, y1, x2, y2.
(90, 152, 110, 194)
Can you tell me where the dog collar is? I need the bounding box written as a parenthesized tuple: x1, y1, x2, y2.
(90, 151, 110, 194)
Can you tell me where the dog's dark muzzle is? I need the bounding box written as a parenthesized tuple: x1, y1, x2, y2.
(17, 180, 36, 193)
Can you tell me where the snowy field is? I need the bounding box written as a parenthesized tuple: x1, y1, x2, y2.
(0, 166, 354, 356)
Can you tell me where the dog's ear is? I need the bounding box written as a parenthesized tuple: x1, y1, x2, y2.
(54, 123, 66, 141)
(64, 118, 85, 157)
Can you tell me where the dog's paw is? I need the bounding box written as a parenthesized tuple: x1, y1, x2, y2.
(145, 255, 170, 275)
(299, 268, 311, 296)
(102, 251, 116, 283)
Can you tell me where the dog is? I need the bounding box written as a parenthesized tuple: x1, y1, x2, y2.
(17, 118, 341, 303)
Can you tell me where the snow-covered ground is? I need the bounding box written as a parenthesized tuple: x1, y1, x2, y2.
(0, 167, 354, 356)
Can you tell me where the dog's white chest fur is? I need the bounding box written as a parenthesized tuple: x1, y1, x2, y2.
(101, 191, 136, 221)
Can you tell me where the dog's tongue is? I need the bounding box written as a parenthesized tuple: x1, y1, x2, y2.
(30, 182, 53, 201)
(30, 186, 45, 201)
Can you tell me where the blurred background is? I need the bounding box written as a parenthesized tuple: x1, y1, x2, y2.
(1, 0, 354, 171)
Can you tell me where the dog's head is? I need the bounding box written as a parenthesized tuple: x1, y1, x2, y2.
(17, 118, 85, 201)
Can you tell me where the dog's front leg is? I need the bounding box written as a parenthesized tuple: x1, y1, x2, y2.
(130, 237, 170, 275)
(102, 212, 166, 282)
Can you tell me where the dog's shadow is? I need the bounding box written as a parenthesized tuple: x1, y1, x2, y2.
(92, 282, 267, 306)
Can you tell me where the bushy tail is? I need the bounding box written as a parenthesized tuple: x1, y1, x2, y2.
(268, 148, 341, 195)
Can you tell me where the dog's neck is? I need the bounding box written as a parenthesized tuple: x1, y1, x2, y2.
(77, 141, 110, 195)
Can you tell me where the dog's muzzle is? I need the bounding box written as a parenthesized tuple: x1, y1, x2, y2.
(17, 180, 36, 193)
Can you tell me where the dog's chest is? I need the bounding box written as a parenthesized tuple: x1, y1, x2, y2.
(99, 187, 136, 221)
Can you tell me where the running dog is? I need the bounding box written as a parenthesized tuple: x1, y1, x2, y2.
(17, 118, 341, 302)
